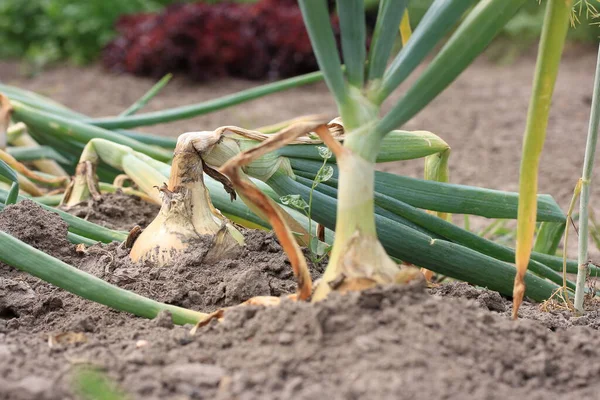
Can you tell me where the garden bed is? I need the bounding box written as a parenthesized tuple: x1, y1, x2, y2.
(2, 24, 600, 398)
(1, 198, 600, 400)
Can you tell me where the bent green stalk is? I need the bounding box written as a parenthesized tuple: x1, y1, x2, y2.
(289, 158, 565, 221)
(514, 0, 572, 319)
(10, 101, 173, 162)
(0, 232, 205, 325)
(89, 71, 325, 129)
(7, 145, 70, 164)
(533, 221, 565, 255)
(120, 73, 172, 117)
(574, 43, 600, 312)
(0, 159, 18, 205)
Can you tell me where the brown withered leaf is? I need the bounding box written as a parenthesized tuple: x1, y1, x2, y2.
(48, 332, 88, 348)
(190, 295, 292, 334)
(75, 244, 88, 254)
(0, 148, 70, 186)
(218, 122, 331, 302)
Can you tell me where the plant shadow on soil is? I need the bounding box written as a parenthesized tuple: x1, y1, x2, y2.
(2, 199, 600, 399)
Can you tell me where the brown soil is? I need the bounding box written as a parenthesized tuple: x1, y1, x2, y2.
(430, 281, 600, 331)
(61, 192, 160, 231)
(2, 198, 600, 399)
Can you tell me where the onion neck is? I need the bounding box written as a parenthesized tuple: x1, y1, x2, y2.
(313, 123, 401, 300)
(130, 147, 244, 265)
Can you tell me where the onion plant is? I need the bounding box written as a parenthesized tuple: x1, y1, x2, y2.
(1, 0, 591, 318)
(60, 137, 247, 266)
(514, 0, 573, 318)
(127, 131, 246, 266)
(49, 121, 580, 299)
(4, 0, 580, 300)
(573, 43, 600, 311)
(57, 135, 335, 264)
(275, 0, 557, 300)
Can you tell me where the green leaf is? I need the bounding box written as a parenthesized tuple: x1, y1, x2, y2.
(7, 145, 70, 164)
(372, 191, 572, 289)
(376, 0, 527, 135)
(317, 146, 333, 160)
(289, 158, 565, 222)
(336, 0, 366, 88)
(316, 165, 334, 183)
(0, 158, 17, 183)
(280, 130, 449, 163)
(10, 101, 173, 162)
(280, 194, 309, 211)
(0, 159, 18, 205)
(119, 73, 172, 117)
(298, 0, 348, 109)
(6, 182, 19, 205)
(88, 71, 325, 129)
(2, 84, 176, 148)
(267, 171, 559, 301)
(516, 0, 572, 305)
(533, 221, 565, 255)
(375, 0, 477, 104)
(366, 0, 408, 81)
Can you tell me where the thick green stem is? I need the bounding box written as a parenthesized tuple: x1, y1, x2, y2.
(333, 139, 378, 236)
(574, 44, 600, 312)
(313, 128, 398, 300)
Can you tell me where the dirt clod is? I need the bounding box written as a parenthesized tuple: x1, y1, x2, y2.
(63, 192, 160, 231)
(0, 199, 74, 261)
(153, 310, 174, 329)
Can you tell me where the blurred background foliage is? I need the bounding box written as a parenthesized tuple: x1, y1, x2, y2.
(0, 0, 177, 67)
(0, 0, 598, 72)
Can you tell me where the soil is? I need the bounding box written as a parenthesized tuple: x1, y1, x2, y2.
(61, 192, 160, 231)
(2, 198, 600, 399)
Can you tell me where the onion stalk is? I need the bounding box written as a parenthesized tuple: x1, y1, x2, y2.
(574, 43, 600, 312)
(513, 0, 572, 318)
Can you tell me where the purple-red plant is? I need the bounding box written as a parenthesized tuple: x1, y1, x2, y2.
(103, 0, 341, 81)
